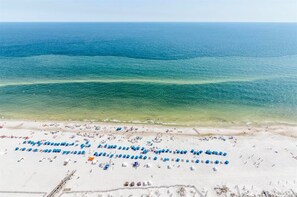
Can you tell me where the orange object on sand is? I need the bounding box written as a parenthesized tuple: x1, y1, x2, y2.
(88, 157, 94, 161)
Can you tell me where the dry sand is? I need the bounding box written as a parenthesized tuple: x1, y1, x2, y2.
(0, 119, 296, 197)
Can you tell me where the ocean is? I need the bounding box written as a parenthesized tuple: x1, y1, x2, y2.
(0, 23, 297, 125)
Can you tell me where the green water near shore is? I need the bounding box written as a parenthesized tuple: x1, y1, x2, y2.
(0, 55, 297, 126)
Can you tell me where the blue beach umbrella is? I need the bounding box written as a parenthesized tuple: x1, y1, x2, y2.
(133, 161, 139, 167)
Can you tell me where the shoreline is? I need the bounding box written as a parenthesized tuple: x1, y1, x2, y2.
(1, 118, 297, 138)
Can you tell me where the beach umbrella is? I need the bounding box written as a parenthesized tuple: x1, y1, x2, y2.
(205, 160, 210, 164)
(223, 153, 227, 156)
(15, 147, 19, 151)
(133, 161, 139, 168)
(224, 160, 229, 165)
(88, 157, 95, 161)
(195, 159, 199, 163)
(104, 164, 110, 170)
(215, 160, 219, 164)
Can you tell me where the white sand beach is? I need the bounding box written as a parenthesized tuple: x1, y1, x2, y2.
(0, 119, 296, 197)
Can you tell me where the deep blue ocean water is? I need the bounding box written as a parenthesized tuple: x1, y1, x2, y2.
(0, 23, 297, 125)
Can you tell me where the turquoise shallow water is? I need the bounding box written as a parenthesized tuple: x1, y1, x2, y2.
(0, 23, 297, 125)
